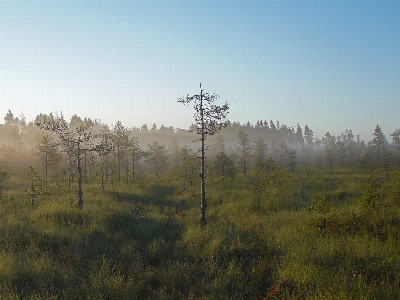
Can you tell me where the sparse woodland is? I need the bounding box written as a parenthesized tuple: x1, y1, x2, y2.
(1, 109, 400, 299)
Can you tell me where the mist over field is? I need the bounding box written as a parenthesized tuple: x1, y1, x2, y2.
(1, 0, 400, 298)
(1, 105, 400, 299)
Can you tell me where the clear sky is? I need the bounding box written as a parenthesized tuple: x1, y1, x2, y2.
(1, 0, 399, 141)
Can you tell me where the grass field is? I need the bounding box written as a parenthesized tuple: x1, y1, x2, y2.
(0, 166, 399, 299)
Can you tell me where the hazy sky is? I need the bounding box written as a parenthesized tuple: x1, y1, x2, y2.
(1, 1, 399, 141)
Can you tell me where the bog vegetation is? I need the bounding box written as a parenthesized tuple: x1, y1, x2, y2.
(1, 109, 400, 299)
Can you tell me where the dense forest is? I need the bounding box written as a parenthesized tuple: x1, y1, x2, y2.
(1, 109, 400, 299)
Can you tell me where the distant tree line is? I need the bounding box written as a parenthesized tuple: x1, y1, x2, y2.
(0, 110, 399, 190)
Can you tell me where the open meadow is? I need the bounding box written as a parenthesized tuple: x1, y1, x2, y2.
(1, 165, 399, 299)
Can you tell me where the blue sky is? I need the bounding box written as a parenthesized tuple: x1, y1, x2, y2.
(1, 0, 399, 141)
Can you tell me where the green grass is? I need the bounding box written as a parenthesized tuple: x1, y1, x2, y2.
(0, 167, 400, 299)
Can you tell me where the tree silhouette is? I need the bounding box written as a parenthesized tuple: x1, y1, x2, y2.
(253, 138, 268, 170)
(390, 128, 400, 165)
(237, 130, 251, 175)
(180, 146, 199, 191)
(371, 124, 388, 163)
(178, 84, 229, 226)
(92, 127, 114, 192)
(304, 124, 314, 146)
(27, 166, 53, 206)
(36, 134, 60, 182)
(112, 121, 130, 182)
(146, 141, 168, 176)
(37, 118, 107, 209)
(128, 136, 145, 183)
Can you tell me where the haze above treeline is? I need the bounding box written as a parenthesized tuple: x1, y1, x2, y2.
(0, 109, 396, 143)
(1, 108, 400, 182)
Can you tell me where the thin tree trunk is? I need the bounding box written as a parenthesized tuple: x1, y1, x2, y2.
(105, 154, 108, 182)
(84, 150, 87, 182)
(126, 154, 129, 184)
(243, 153, 246, 175)
(132, 154, 135, 183)
(45, 150, 48, 182)
(155, 157, 158, 177)
(77, 144, 83, 210)
(118, 145, 121, 181)
(101, 160, 106, 192)
(200, 88, 207, 226)
(68, 149, 71, 188)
